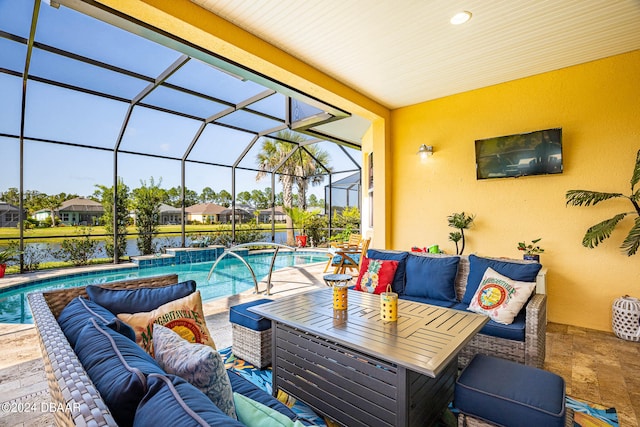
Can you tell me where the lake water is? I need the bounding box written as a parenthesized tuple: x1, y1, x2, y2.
(21, 231, 291, 263)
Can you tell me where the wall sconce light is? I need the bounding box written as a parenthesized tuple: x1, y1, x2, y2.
(418, 144, 434, 160)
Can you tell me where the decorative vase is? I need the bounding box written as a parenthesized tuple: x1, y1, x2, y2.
(612, 296, 640, 341)
(523, 254, 540, 262)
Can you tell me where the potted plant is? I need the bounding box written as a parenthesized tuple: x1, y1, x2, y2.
(285, 207, 320, 248)
(447, 212, 475, 255)
(0, 247, 21, 278)
(517, 238, 544, 261)
(566, 149, 640, 341)
(565, 149, 640, 256)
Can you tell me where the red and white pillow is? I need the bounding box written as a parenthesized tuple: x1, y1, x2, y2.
(354, 257, 399, 294)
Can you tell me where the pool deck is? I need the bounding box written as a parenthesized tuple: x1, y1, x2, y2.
(0, 259, 334, 427)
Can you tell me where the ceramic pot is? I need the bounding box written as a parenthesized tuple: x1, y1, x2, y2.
(612, 296, 640, 341)
(295, 235, 307, 248)
(523, 254, 540, 262)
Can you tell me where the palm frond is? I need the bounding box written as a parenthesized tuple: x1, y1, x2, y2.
(620, 217, 640, 256)
(630, 149, 640, 191)
(566, 190, 624, 207)
(582, 213, 627, 248)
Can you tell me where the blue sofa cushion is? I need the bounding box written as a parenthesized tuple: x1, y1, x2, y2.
(366, 249, 409, 294)
(404, 255, 460, 302)
(135, 373, 244, 427)
(75, 318, 165, 426)
(452, 302, 527, 341)
(463, 255, 541, 304)
(400, 295, 456, 308)
(58, 296, 135, 348)
(229, 299, 273, 332)
(227, 371, 300, 422)
(86, 279, 196, 315)
(455, 354, 566, 427)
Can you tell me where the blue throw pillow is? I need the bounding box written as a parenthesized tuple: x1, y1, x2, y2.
(58, 297, 135, 348)
(135, 374, 244, 427)
(75, 318, 165, 426)
(463, 254, 542, 304)
(366, 249, 409, 294)
(86, 279, 196, 314)
(404, 255, 460, 302)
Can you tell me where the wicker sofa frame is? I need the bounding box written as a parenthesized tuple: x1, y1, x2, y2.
(415, 254, 547, 369)
(28, 274, 179, 427)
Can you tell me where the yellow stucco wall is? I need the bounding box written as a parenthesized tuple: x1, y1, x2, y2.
(391, 50, 640, 331)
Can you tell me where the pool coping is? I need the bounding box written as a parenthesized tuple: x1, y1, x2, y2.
(0, 247, 329, 293)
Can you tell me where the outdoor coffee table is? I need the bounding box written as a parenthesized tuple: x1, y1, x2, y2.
(249, 288, 488, 427)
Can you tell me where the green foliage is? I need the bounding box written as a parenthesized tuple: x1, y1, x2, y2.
(305, 214, 328, 246)
(566, 149, 640, 256)
(132, 177, 164, 255)
(54, 227, 102, 266)
(517, 238, 545, 255)
(447, 212, 475, 255)
(284, 206, 321, 234)
(330, 206, 361, 241)
(0, 245, 21, 264)
(95, 179, 129, 259)
(211, 224, 266, 247)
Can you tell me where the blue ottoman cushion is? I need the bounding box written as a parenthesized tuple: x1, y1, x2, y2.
(229, 299, 272, 332)
(455, 354, 566, 427)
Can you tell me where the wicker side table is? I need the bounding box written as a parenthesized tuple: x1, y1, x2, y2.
(229, 299, 273, 368)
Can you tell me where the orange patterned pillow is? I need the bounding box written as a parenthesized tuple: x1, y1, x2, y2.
(117, 291, 215, 356)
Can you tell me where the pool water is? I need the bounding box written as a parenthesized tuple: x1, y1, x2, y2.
(0, 251, 327, 324)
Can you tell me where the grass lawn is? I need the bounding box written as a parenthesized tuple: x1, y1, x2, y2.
(0, 224, 285, 243)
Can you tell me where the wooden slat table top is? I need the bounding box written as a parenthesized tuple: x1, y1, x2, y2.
(250, 288, 488, 377)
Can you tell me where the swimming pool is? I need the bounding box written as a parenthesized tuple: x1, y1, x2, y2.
(0, 251, 327, 324)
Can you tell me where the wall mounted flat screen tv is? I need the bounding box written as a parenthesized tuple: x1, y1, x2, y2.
(475, 128, 563, 180)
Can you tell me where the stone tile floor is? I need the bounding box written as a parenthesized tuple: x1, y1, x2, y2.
(0, 262, 638, 426)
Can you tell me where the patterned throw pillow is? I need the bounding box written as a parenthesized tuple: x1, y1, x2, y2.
(354, 257, 399, 294)
(152, 324, 236, 419)
(118, 291, 216, 356)
(467, 267, 536, 325)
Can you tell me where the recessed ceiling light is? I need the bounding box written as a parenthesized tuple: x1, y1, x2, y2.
(450, 11, 472, 25)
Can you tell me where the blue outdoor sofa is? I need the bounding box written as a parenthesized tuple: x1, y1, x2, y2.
(364, 249, 547, 368)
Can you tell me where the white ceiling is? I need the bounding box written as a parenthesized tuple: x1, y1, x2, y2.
(190, 0, 640, 110)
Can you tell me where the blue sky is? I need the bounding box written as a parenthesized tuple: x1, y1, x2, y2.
(0, 0, 360, 200)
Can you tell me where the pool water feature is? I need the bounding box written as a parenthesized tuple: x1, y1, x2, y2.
(0, 251, 327, 324)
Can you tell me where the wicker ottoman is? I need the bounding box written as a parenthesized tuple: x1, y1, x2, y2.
(229, 299, 273, 368)
(454, 354, 573, 427)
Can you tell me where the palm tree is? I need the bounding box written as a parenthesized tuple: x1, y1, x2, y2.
(42, 194, 65, 227)
(256, 130, 330, 245)
(294, 145, 331, 210)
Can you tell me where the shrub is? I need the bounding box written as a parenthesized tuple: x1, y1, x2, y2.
(54, 227, 102, 266)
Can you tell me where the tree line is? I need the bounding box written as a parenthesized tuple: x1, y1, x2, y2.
(0, 186, 325, 216)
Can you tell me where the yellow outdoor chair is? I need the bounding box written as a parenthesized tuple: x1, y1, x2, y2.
(323, 234, 362, 273)
(331, 237, 371, 275)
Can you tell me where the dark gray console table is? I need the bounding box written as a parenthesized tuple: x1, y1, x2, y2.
(250, 288, 488, 427)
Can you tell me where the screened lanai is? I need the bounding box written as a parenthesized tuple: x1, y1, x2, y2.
(0, 0, 369, 266)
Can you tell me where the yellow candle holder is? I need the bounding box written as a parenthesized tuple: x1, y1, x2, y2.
(333, 308, 348, 325)
(380, 285, 398, 322)
(333, 283, 348, 310)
